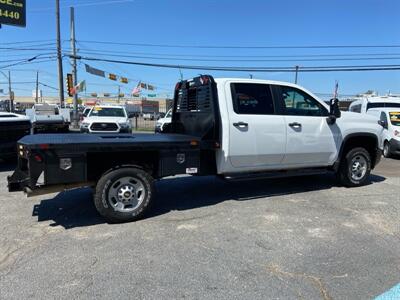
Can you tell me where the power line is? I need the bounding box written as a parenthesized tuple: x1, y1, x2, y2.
(66, 50, 400, 62)
(0, 47, 56, 51)
(78, 40, 400, 49)
(0, 57, 58, 69)
(0, 81, 36, 84)
(69, 55, 400, 72)
(32, 0, 134, 11)
(39, 82, 59, 90)
(70, 46, 400, 58)
(1, 40, 55, 45)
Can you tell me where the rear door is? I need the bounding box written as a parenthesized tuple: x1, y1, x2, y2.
(227, 82, 286, 170)
(274, 85, 339, 166)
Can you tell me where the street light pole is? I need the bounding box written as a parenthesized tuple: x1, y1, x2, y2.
(70, 6, 79, 128)
(35, 71, 40, 103)
(56, 0, 65, 107)
(8, 71, 13, 112)
(294, 65, 299, 84)
(0, 71, 13, 112)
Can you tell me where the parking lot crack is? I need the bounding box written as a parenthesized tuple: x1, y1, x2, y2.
(266, 264, 332, 300)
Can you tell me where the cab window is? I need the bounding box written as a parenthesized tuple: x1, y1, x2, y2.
(231, 83, 274, 115)
(279, 86, 328, 117)
(350, 104, 362, 113)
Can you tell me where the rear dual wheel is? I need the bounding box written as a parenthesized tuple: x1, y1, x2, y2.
(94, 167, 154, 223)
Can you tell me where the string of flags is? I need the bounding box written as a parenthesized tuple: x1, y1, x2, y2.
(84, 63, 157, 96)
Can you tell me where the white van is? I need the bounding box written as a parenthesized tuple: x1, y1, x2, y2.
(367, 108, 400, 157)
(348, 96, 400, 114)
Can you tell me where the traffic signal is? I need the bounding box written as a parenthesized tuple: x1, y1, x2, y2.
(66, 73, 73, 97)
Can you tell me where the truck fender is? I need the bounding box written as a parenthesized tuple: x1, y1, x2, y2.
(100, 164, 146, 179)
(333, 133, 379, 171)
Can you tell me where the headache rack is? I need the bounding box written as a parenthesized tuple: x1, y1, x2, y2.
(169, 75, 220, 142)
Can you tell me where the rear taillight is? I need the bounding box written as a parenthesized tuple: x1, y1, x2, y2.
(39, 144, 49, 150)
(34, 155, 43, 163)
(200, 76, 209, 85)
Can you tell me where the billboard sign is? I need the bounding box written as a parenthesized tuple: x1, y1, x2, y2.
(0, 0, 26, 27)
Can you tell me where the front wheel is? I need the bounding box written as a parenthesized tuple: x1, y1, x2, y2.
(94, 167, 154, 223)
(383, 141, 391, 158)
(338, 147, 371, 187)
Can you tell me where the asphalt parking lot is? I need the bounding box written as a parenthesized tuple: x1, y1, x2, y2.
(0, 158, 399, 299)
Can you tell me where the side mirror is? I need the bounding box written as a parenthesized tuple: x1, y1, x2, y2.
(329, 98, 341, 119)
(327, 98, 341, 125)
(378, 120, 388, 129)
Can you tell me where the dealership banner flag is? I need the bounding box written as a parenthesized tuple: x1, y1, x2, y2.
(74, 80, 86, 93)
(85, 64, 105, 77)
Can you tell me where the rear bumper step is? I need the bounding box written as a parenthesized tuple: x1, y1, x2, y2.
(24, 182, 95, 197)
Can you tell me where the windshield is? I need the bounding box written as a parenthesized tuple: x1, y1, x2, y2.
(166, 109, 172, 118)
(89, 107, 126, 117)
(389, 112, 400, 126)
(367, 102, 400, 110)
(83, 108, 91, 117)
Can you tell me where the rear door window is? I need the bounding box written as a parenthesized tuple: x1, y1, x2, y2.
(231, 83, 274, 115)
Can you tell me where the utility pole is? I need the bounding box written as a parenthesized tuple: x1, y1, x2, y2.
(294, 65, 299, 84)
(8, 71, 13, 112)
(70, 6, 79, 128)
(35, 71, 39, 103)
(117, 85, 121, 104)
(56, 0, 65, 107)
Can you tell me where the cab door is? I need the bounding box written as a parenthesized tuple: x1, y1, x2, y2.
(274, 85, 339, 167)
(227, 82, 286, 171)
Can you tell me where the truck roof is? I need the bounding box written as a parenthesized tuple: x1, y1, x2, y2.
(214, 77, 303, 87)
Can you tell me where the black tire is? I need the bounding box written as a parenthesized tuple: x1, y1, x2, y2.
(338, 147, 371, 187)
(94, 167, 154, 223)
(383, 141, 391, 158)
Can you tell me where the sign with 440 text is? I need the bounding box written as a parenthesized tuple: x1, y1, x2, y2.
(0, 0, 26, 27)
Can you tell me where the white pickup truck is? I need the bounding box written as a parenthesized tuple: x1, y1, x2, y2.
(25, 103, 70, 133)
(80, 105, 132, 133)
(8, 75, 383, 222)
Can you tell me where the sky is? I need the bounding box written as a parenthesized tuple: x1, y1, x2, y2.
(1, 0, 400, 100)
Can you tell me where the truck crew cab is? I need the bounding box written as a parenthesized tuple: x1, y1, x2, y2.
(8, 75, 383, 223)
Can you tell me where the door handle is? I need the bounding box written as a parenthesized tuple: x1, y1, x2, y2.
(288, 122, 302, 128)
(233, 122, 248, 128)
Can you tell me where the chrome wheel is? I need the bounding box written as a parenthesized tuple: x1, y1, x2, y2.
(350, 155, 367, 181)
(107, 177, 145, 212)
(383, 142, 390, 157)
